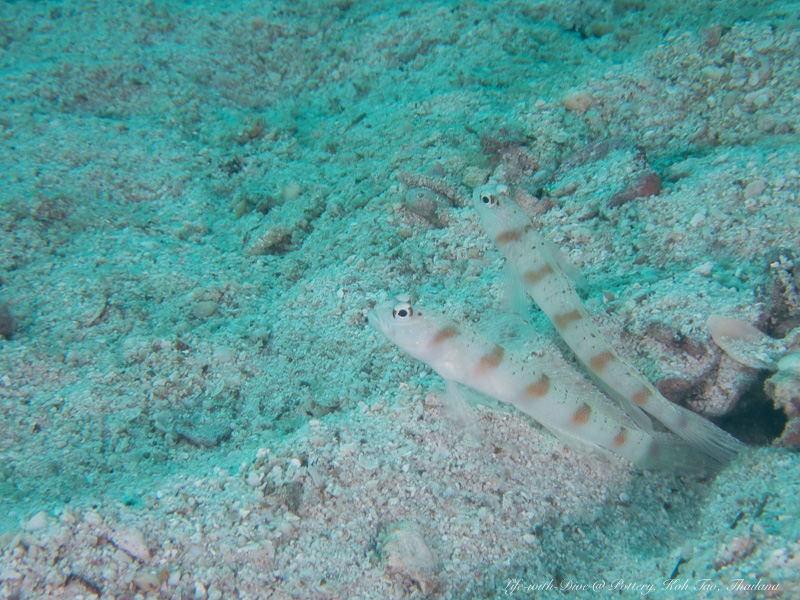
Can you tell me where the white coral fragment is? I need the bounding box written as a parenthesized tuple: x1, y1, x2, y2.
(380, 522, 438, 594)
(707, 315, 784, 370)
(110, 526, 151, 562)
(709, 316, 800, 446)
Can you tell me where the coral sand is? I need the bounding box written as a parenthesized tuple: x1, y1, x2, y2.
(1, 1, 799, 598)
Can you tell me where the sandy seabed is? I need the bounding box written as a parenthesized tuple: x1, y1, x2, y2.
(1, 1, 800, 598)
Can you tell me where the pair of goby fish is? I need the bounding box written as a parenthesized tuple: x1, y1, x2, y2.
(369, 182, 744, 471)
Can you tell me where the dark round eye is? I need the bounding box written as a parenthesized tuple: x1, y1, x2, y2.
(481, 194, 498, 207)
(392, 302, 413, 320)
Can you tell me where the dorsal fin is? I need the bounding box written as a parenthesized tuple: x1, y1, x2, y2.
(543, 238, 586, 289)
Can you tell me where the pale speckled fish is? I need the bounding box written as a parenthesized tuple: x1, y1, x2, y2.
(369, 297, 703, 471)
(473, 182, 743, 466)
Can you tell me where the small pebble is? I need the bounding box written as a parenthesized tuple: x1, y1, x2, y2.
(132, 571, 161, 592)
(692, 261, 715, 276)
(701, 65, 725, 81)
(689, 211, 706, 227)
(282, 181, 302, 202)
(192, 301, 218, 319)
(744, 180, 766, 198)
(194, 581, 208, 600)
(753, 93, 770, 109)
(381, 522, 438, 593)
(25, 511, 48, 532)
(758, 115, 776, 132)
(110, 527, 151, 562)
(562, 92, 594, 114)
(462, 165, 490, 188)
(208, 586, 223, 600)
(83, 511, 103, 526)
(212, 346, 235, 363)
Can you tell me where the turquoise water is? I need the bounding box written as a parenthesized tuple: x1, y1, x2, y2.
(1, 1, 799, 598)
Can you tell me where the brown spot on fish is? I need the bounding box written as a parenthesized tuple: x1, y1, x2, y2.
(432, 326, 459, 345)
(495, 229, 522, 245)
(477, 344, 504, 373)
(525, 374, 550, 398)
(554, 309, 582, 330)
(590, 351, 615, 371)
(571, 403, 592, 426)
(632, 388, 651, 406)
(613, 429, 628, 447)
(522, 264, 554, 286)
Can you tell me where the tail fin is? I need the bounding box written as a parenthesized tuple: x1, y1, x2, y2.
(667, 403, 746, 468)
(635, 433, 721, 473)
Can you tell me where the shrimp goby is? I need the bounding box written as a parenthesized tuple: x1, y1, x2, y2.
(369, 297, 708, 471)
(472, 183, 744, 467)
